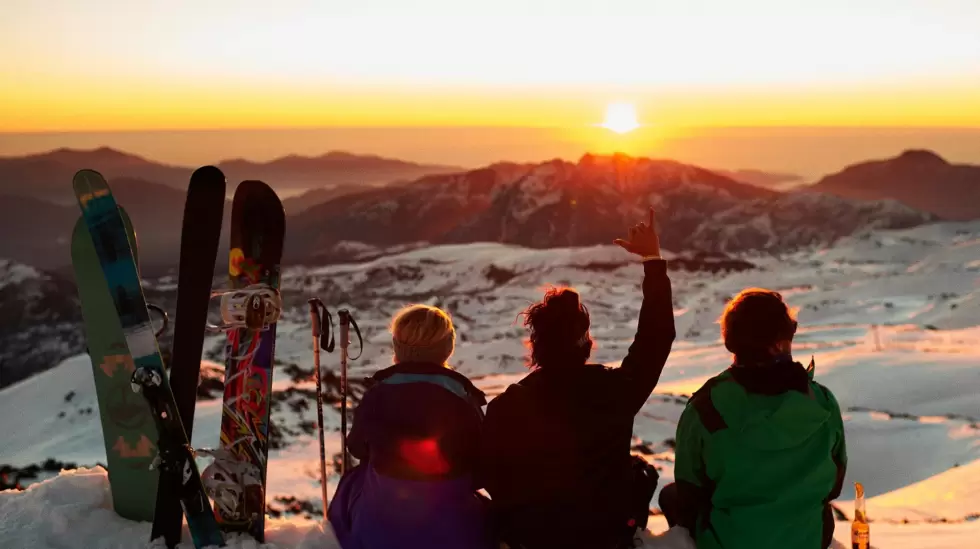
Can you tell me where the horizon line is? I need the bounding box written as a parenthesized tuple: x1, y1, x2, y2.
(4, 124, 980, 135)
(0, 143, 955, 176)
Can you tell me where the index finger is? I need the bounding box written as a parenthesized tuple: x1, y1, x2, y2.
(648, 206, 656, 228)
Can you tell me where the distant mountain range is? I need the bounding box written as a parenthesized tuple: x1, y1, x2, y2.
(1, 147, 971, 272)
(711, 168, 805, 190)
(217, 151, 461, 193)
(284, 153, 933, 264)
(0, 178, 232, 271)
(807, 150, 980, 220)
(0, 147, 462, 205)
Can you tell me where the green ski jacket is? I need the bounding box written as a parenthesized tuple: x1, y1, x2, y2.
(673, 358, 847, 549)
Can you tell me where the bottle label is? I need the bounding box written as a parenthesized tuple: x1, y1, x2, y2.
(851, 528, 869, 549)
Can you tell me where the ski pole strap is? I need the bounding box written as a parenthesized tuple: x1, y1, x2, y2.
(339, 310, 364, 360)
(321, 308, 335, 352)
(307, 298, 336, 352)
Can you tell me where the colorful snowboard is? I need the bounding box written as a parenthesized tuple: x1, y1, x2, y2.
(153, 166, 227, 549)
(71, 206, 160, 522)
(73, 170, 225, 549)
(215, 180, 285, 541)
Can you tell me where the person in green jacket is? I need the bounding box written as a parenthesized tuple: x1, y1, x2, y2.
(659, 288, 847, 549)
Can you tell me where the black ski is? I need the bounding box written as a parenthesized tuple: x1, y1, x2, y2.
(153, 166, 227, 548)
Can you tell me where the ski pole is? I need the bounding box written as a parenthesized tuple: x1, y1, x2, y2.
(337, 309, 363, 475)
(338, 309, 351, 475)
(308, 298, 334, 521)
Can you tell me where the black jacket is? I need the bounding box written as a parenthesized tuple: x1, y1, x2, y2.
(479, 259, 675, 548)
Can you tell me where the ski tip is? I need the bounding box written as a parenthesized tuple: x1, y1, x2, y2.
(72, 169, 112, 205)
(231, 180, 285, 219)
(72, 168, 106, 188)
(73, 168, 104, 179)
(191, 165, 226, 183)
(234, 179, 278, 198)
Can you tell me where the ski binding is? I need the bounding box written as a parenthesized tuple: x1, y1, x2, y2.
(206, 284, 281, 333)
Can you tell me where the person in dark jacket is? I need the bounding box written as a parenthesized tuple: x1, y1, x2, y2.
(659, 288, 847, 549)
(479, 207, 676, 549)
(327, 304, 493, 549)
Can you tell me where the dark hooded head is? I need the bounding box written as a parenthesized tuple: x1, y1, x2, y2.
(521, 286, 592, 369)
(721, 288, 798, 364)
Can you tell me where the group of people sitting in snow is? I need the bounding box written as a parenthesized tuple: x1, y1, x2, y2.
(327, 208, 847, 549)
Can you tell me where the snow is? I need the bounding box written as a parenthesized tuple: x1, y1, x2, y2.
(0, 467, 339, 549)
(3, 464, 977, 549)
(0, 258, 43, 289)
(0, 467, 697, 549)
(3, 219, 980, 547)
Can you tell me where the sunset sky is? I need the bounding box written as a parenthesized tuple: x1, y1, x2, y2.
(2, 0, 979, 132)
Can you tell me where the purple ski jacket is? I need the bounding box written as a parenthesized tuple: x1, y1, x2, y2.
(327, 362, 493, 549)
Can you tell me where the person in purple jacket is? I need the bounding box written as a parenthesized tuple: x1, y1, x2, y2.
(327, 304, 493, 549)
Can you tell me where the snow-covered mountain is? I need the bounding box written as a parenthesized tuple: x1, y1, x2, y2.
(285, 153, 935, 263)
(2, 219, 979, 548)
(0, 259, 84, 389)
(0, 151, 939, 272)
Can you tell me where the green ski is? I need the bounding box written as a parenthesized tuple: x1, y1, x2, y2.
(71, 207, 161, 522)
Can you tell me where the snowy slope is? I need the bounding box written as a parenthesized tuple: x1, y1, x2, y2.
(0, 259, 84, 389)
(3, 219, 980, 547)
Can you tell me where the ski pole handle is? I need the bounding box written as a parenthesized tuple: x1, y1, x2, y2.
(308, 299, 322, 338)
(338, 309, 350, 351)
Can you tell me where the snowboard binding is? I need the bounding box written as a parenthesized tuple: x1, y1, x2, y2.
(197, 447, 264, 520)
(130, 366, 163, 393)
(206, 284, 282, 333)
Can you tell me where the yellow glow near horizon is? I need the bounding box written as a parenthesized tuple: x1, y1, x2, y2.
(602, 103, 640, 134)
(1, 1, 979, 132)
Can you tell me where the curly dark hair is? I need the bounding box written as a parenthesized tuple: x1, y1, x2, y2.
(720, 288, 798, 362)
(520, 286, 593, 369)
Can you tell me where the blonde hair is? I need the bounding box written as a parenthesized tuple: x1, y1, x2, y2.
(390, 304, 456, 365)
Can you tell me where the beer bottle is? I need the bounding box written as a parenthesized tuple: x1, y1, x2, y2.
(851, 482, 870, 549)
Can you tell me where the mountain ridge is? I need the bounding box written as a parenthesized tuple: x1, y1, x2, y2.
(807, 149, 980, 220)
(0, 149, 945, 271)
(0, 147, 464, 204)
(284, 153, 934, 263)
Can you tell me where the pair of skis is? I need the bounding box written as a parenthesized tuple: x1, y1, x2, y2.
(72, 168, 284, 548)
(307, 301, 362, 518)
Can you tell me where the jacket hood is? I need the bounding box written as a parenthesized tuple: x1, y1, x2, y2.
(727, 357, 830, 451)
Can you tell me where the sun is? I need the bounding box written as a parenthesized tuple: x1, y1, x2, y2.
(601, 102, 640, 134)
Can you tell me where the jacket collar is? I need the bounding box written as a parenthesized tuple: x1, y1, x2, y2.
(728, 355, 816, 396)
(371, 362, 487, 407)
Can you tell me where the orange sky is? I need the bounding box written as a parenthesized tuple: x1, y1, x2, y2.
(2, 1, 979, 133)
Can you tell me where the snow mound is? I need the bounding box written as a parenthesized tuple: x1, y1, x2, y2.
(0, 467, 339, 549)
(0, 467, 699, 549)
(838, 459, 980, 524)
